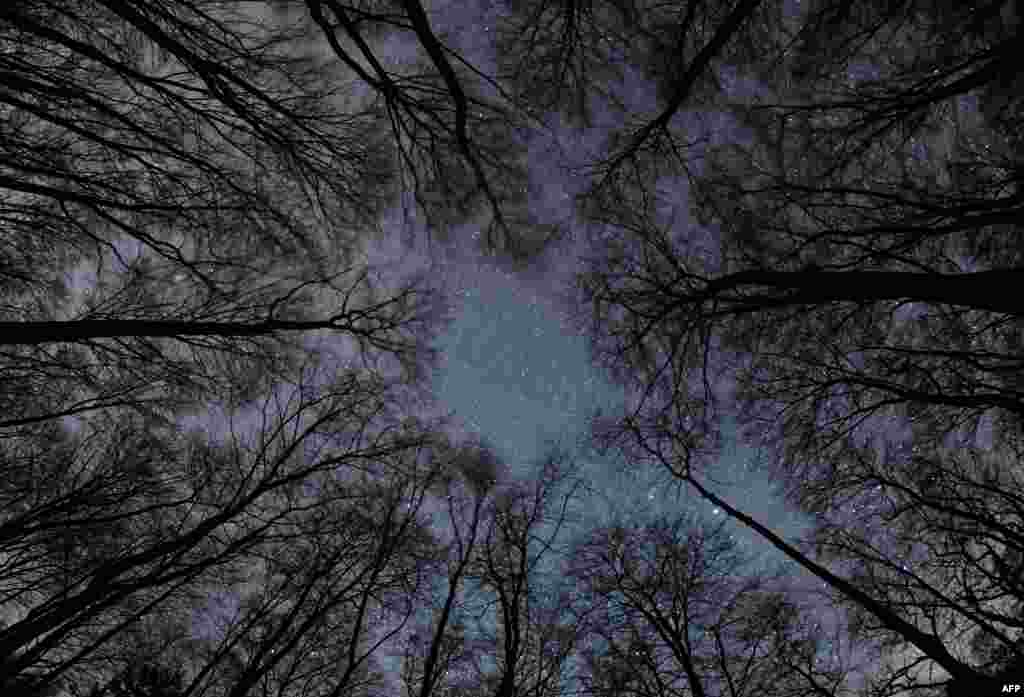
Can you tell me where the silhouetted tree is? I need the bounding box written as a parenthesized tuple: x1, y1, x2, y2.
(0, 0, 456, 439)
(559, 0, 1024, 692)
(0, 353, 462, 694)
(1, 6, 478, 693)
(302, 0, 562, 262)
(567, 515, 860, 697)
(464, 443, 590, 697)
(396, 436, 501, 697)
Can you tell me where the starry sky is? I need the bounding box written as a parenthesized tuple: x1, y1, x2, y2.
(353, 216, 834, 692)
(423, 238, 814, 571)
(338, 4, 854, 677)
(352, 0, 816, 571)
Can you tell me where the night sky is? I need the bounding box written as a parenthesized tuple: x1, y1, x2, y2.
(346, 6, 839, 677)
(352, 0, 815, 571)
(354, 214, 833, 692)
(367, 175, 812, 575)
(432, 243, 812, 563)
(230, 0, 830, 679)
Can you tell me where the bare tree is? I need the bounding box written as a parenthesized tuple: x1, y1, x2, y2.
(396, 436, 500, 697)
(301, 0, 562, 262)
(557, 0, 1024, 691)
(567, 514, 860, 697)
(461, 443, 590, 697)
(0, 351, 459, 695)
(0, 0, 457, 439)
(179, 442, 445, 697)
(0, 2, 572, 695)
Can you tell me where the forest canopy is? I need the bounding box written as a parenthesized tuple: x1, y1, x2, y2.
(1, 0, 1021, 696)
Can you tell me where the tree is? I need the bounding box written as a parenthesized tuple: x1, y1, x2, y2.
(566, 514, 860, 697)
(1, 0, 459, 439)
(393, 440, 591, 697)
(180, 449, 443, 697)
(0, 348, 465, 694)
(1, 3, 486, 692)
(465, 443, 590, 697)
(299, 0, 563, 262)
(396, 436, 501, 697)
(1, 1, 569, 694)
(3, 0, 588, 444)
(557, 0, 1024, 692)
